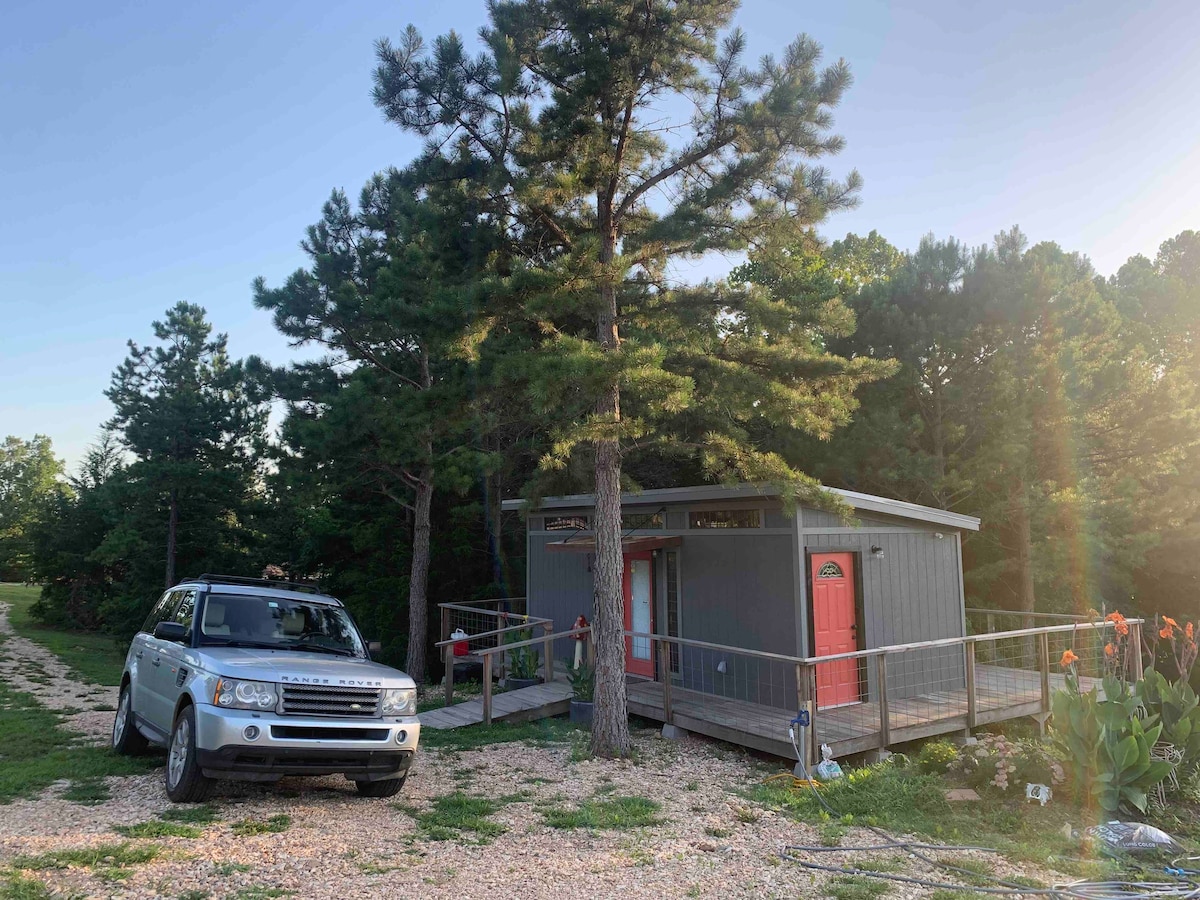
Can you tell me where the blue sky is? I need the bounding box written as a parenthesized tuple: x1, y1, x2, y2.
(3, 0, 1199, 468)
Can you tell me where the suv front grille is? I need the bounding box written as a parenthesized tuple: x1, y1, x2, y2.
(279, 685, 382, 718)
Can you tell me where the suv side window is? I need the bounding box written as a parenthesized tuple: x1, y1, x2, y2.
(172, 590, 197, 631)
(141, 590, 181, 635)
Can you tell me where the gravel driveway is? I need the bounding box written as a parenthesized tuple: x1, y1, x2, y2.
(0, 602, 1056, 899)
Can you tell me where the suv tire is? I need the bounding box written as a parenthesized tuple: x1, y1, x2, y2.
(165, 705, 213, 803)
(112, 684, 149, 756)
(354, 776, 406, 798)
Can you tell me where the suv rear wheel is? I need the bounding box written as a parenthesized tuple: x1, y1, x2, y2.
(354, 776, 406, 798)
(165, 705, 213, 803)
(112, 684, 149, 756)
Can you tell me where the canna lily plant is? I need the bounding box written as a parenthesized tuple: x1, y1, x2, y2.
(1050, 613, 1172, 813)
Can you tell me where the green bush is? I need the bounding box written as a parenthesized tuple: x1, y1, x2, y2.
(916, 740, 959, 774)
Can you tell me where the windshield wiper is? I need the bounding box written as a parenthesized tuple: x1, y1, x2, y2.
(208, 639, 288, 651)
(290, 642, 356, 657)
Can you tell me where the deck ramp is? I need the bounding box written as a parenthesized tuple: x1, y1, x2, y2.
(420, 681, 573, 730)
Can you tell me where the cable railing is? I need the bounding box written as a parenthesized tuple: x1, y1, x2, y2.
(433, 609, 1143, 760)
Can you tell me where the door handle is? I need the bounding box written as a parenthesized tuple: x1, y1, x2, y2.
(152, 657, 161, 667)
(136, 651, 144, 659)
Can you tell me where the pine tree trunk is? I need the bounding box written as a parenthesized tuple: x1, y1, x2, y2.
(164, 487, 178, 588)
(406, 462, 434, 682)
(590, 210, 632, 758)
(1011, 484, 1037, 667)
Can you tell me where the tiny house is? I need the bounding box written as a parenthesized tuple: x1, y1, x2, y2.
(504, 483, 980, 712)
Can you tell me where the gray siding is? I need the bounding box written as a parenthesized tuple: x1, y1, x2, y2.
(518, 492, 968, 710)
(675, 532, 798, 709)
(803, 530, 965, 700)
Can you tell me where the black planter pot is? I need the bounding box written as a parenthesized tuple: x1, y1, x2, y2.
(570, 699, 594, 725)
(505, 676, 541, 690)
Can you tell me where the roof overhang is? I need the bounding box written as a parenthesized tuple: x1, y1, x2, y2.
(503, 483, 981, 532)
(545, 535, 683, 553)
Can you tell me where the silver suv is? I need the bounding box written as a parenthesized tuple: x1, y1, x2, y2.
(112, 574, 420, 802)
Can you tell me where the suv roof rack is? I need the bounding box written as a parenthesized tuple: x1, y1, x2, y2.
(184, 573, 323, 595)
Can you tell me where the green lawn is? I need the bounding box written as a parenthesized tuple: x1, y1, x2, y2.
(0, 584, 129, 686)
(0, 676, 160, 805)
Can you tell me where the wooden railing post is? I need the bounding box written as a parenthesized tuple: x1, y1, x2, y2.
(876, 653, 890, 751)
(444, 643, 456, 705)
(543, 622, 554, 683)
(965, 639, 977, 729)
(482, 653, 493, 726)
(659, 639, 673, 724)
(796, 662, 817, 768)
(1038, 631, 1051, 714)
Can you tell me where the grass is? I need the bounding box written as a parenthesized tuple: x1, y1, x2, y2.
(0, 677, 160, 805)
(113, 821, 203, 839)
(750, 758, 1105, 873)
(0, 584, 127, 686)
(214, 863, 252, 876)
(825, 874, 891, 900)
(230, 890, 295, 900)
(542, 795, 661, 830)
(400, 792, 509, 843)
(9, 842, 160, 871)
(0, 875, 66, 900)
(161, 804, 220, 825)
(230, 814, 291, 836)
(418, 717, 584, 752)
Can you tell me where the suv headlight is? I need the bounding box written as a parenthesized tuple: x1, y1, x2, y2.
(214, 678, 278, 711)
(381, 688, 416, 716)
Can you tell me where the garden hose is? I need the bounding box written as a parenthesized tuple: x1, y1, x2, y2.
(780, 718, 1200, 900)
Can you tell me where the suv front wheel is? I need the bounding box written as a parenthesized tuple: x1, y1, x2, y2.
(165, 705, 213, 803)
(354, 776, 406, 798)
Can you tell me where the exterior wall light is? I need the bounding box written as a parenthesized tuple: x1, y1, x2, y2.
(870, 545, 885, 560)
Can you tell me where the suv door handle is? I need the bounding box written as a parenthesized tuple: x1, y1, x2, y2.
(136, 651, 144, 659)
(151, 657, 161, 667)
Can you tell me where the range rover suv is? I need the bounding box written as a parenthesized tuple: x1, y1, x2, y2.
(112, 574, 420, 802)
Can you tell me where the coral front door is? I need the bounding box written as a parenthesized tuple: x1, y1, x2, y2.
(811, 552, 860, 709)
(623, 552, 655, 677)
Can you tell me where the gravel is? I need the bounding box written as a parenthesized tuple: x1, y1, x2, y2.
(0, 602, 1062, 899)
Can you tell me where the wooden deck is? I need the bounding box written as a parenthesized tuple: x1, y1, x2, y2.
(421, 680, 573, 730)
(626, 664, 1097, 760)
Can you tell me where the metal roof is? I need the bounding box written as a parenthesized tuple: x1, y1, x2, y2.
(501, 483, 981, 532)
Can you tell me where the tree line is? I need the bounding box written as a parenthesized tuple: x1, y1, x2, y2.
(3, 0, 1198, 757)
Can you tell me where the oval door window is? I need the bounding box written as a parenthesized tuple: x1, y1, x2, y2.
(817, 561, 844, 578)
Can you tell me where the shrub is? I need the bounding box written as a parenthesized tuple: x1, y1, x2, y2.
(916, 740, 959, 774)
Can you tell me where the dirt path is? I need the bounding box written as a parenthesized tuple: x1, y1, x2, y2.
(0, 600, 118, 741)
(0, 605, 1062, 900)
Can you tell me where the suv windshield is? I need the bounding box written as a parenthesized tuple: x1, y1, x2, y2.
(199, 593, 365, 658)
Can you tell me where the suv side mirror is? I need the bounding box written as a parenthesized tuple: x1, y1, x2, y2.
(154, 621, 188, 643)
(367, 640, 382, 656)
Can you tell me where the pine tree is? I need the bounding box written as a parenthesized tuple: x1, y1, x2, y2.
(255, 168, 495, 681)
(106, 302, 267, 590)
(373, 0, 875, 755)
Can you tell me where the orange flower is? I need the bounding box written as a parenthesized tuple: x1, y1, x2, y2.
(1161, 626, 1175, 640)
(1061, 649, 1079, 667)
(1104, 643, 1115, 658)
(1105, 612, 1129, 636)
(1105, 612, 1125, 623)
(1188, 622, 1194, 641)
(1115, 621, 1129, 636)
(1164, 617, 1179, 628)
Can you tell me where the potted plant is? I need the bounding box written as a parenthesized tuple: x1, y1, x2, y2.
(505, 629, 541, 690)
(565, 659, 595, 725)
